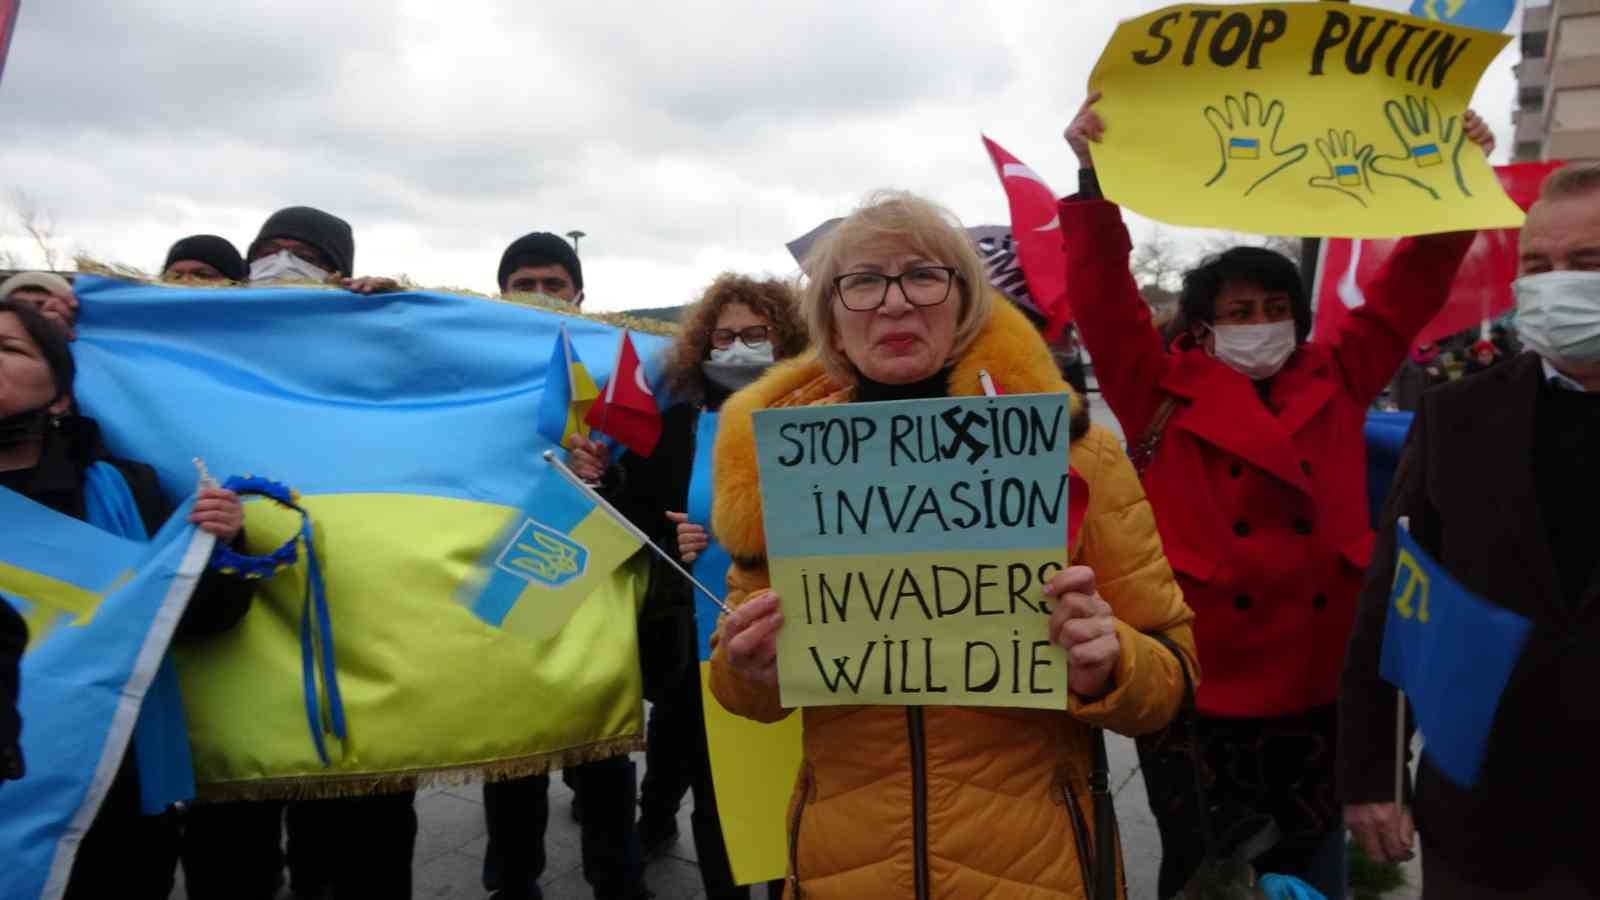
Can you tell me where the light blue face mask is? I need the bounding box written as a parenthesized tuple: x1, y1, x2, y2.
(708, 340, 774, 367)
(702, 340, 776, 394)
(1515, 270, 1600, 370)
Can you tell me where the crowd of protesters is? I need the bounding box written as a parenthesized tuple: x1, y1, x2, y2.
(2, 94, 1598, 900)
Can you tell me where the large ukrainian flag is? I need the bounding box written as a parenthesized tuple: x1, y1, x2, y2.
(69, 276, 666, 798)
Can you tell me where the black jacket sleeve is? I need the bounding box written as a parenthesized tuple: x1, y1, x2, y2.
(597, 405, 697, 549)
(0, 599, 25, 781)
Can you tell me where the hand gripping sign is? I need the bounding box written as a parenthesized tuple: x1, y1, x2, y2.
(753, 393, 1072, 710)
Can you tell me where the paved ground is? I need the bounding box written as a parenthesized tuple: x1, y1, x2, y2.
(175, 391, 1423, 900)
(174, 735, 1420, 900)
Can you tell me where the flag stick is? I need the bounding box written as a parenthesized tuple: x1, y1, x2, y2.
(543, 451, 732, 615)
(1395, 689, 1407, 809)
(598, 329, 623, 439)
(978, 368, 998, 397)
(1394, 514, 1411, 811)
(192, 456, 218, 490)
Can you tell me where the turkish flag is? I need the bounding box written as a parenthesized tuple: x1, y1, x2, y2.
(0, 1, 20, 87)
(1312, 161, 1563, 347)
(982, 136, 1071, 337)
(585, 330, 663, 457)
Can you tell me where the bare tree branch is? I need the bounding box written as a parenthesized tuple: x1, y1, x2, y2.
(1197, 230, 1300, 262)
(6, 188, 63, 271)
(1131, 225, 1188, 295)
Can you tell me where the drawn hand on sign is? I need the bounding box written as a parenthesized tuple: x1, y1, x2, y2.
(1370, 96, 1471, 201)
(1308, 130, 1379, 207)
(1202, 92, 1308, 197)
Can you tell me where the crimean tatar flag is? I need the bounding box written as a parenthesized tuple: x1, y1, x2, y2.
(585, 330, 662, 457)
(1380, 526, 1533, 787)
(465, 456, 643, 641)
(0, 490, 210, 900)
(539, 325, 600, 449)
(1409, 0, 1515, 34)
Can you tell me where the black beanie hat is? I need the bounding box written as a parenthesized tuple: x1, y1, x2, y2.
(497, 232, 583, 293)
(249, 206, 356, 276)
(163, 234, 247, 281)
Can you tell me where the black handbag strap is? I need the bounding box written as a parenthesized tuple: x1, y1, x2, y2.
(1142, 631, 1217, 859)
(1128, 395, 1182, 478)
(1088, 631, 1197, 900)
(1090, 729, 1118, 900)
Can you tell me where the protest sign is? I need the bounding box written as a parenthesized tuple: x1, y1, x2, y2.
(753, 393, 1071, 710)
(1088, 3, 1524, 238)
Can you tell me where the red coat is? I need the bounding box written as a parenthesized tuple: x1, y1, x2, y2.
(1061, 198, 1473, 718)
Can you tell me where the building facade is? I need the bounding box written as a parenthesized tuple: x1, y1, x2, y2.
(1515, 0, 1600, 163)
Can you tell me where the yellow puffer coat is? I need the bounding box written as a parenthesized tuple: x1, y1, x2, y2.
(709, 300, 1198, 899)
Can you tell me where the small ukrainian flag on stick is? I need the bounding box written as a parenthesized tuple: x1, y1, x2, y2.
(538, 325, 600, 449)
(464, 452, 730, 641)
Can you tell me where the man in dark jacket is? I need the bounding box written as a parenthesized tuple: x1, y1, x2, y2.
(1340, 163, 1600, 897)
(478, 233, 647, 900)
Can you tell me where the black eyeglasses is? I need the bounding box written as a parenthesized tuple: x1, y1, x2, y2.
(832, 266, 958, 312)
(710, 325, 770, 349)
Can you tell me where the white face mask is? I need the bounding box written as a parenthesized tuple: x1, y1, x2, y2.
(249, 250, 331, 284)
(1514, 271, 1600, 371)
(709, 340, 775, 367)
(1207, 321, 1297, 380)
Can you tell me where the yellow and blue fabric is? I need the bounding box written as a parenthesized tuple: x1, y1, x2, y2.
(538, 324, 601, 449)
(465, 461, 642, 641)
(0, 486, 212, 900)
(1409, 0, 1515, 34)
(686, 410, 802, 885)
(208, 474, 345, 767)
(67, 276, 666, 798)
(1380, 526, 1534, 787)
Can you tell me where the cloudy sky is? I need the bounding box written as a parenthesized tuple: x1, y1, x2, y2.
(0, 0, 1525, 312)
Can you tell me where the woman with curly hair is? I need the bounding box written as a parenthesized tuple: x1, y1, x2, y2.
(569, 273, 807, 900)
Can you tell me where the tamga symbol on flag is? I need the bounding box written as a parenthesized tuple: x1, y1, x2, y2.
(1380, 525, 1533, 787)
